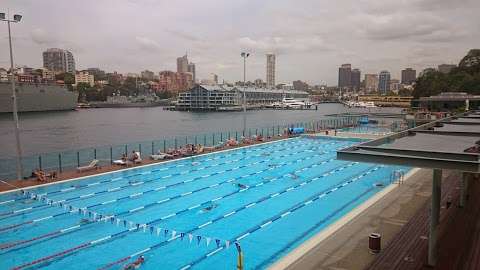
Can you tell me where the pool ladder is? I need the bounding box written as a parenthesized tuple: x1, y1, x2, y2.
(390, 170, 405, 184)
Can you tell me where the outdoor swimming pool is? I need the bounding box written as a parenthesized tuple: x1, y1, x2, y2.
(340, 125, 393, 135)
(0, 136, 409, 270)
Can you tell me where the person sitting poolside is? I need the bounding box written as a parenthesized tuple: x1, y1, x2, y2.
(33, 169, 47, 182)
(123, 255, 145, 270)
(129, 151, 139, 162)
(226, 138, 238, 146)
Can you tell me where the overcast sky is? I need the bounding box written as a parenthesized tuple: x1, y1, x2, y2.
(1, 0, 479, 85)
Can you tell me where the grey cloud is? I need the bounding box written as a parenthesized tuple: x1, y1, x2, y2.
(238, 36, 331, 55)
(135, 36, 161, 52)
(1, 0, 479, 85)
(31, 28, 55, 45)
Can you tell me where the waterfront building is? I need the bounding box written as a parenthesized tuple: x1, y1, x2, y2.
(176, 84, 308, 111)
(141, 70, 155, 81)
(0, 68, 8, 82)
(42, 48, 75, 73)
(401, 68, 416, 85)
(358, 95, 413, 107)
(378, 70, 391, 94)
(75, 71, 94, 87)
(266, 53, 276, 89)
(212, 74, 218, 85)
(412, 92, 480, 111)
(177, 54, 189, 73)
(338, 64, 351, 90)
(438, 64, 457, 74)
(351, 68, 361, 91)
(40, 68, 56, 81)
(364, 74, 378, 93)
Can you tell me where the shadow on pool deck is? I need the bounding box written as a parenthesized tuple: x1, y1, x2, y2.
(276, 168, 438, 270)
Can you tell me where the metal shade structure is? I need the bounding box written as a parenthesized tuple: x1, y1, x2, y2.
(337, 110, 480, 267)
(337, 111, 480, 173)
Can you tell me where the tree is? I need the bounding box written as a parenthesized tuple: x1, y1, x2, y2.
(413, 49, 480, 98)
(55, 72, 75, 85)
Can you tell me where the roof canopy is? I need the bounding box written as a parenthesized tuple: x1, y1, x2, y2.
(337, 111, 480, 172)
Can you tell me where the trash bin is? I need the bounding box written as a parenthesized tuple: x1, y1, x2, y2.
(369, 233, 381, 254)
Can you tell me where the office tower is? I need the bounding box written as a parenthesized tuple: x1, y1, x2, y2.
(351, 68, 361, 91)
(364, 74, 378, 93)
(177, 54, 189, 73)
(401, 68, 416, 85)
(187, 63, 196, 82)
(338, 64, 351, 89)
(266, 53, 276, 89)
(378, 70, 391, 94)
(42, 48, 75, 73)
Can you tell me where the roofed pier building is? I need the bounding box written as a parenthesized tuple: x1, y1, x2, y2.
(176, 85, 308, 111)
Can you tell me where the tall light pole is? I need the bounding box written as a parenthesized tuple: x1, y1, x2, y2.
(1, 12, 24, 180)
(240, 52, 249, 136)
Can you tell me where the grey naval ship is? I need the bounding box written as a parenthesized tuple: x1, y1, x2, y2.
(0, 82, 78, 113)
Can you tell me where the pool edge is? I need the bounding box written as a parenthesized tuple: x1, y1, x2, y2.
(267, 167, 421, 270)
(0, 137, 296, 195)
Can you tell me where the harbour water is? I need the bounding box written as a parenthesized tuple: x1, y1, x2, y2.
(0, 104, 401, 158)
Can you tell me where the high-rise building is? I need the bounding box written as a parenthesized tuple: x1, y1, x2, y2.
(293, 80, 309, 91)
(42, 48, 75, 73)
(378, 70, 391, 95)
(389, 79, 401, 92)
(351, 68, 361, 91)
(187, 63, 196, 82)
(364, 74, 378, 93)
(401, 68, 416, 85)
(177, 54, 189, 73)
(266, 53, 276, 89)
(212, 73, 218, 85)
(438, 64, 456, 74)
(338, 64, 351, 89)
(141, 70, 155, 81)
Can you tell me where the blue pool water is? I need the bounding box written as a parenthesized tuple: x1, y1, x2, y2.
(0, 137, 409, 270)
(340, 125, 392, 135)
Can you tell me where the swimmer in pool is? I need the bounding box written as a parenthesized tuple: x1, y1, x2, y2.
(202, 203, 218, 212)
(290, 173, 299, 179)
(123, 255, 145, 270)
(79, 218, 90, 225)
(236, 183, 248, 189)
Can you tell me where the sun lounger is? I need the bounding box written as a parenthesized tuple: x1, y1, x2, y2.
(113, 159, 127, 165)
(77, 159, 99, 172)
(150, 153, 173, 160)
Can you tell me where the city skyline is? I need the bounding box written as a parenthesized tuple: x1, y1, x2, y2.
(1, 0, 478, 85)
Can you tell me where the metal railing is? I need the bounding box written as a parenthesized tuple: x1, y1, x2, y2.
(0, 116, 365, 181)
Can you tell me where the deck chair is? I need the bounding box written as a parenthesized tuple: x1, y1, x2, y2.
(77, 159, 99, 172)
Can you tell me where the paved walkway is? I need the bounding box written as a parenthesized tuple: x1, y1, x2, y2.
(275, 168, 438, 270)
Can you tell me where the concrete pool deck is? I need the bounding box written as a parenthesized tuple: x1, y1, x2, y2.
(270, 168, 439, 270)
